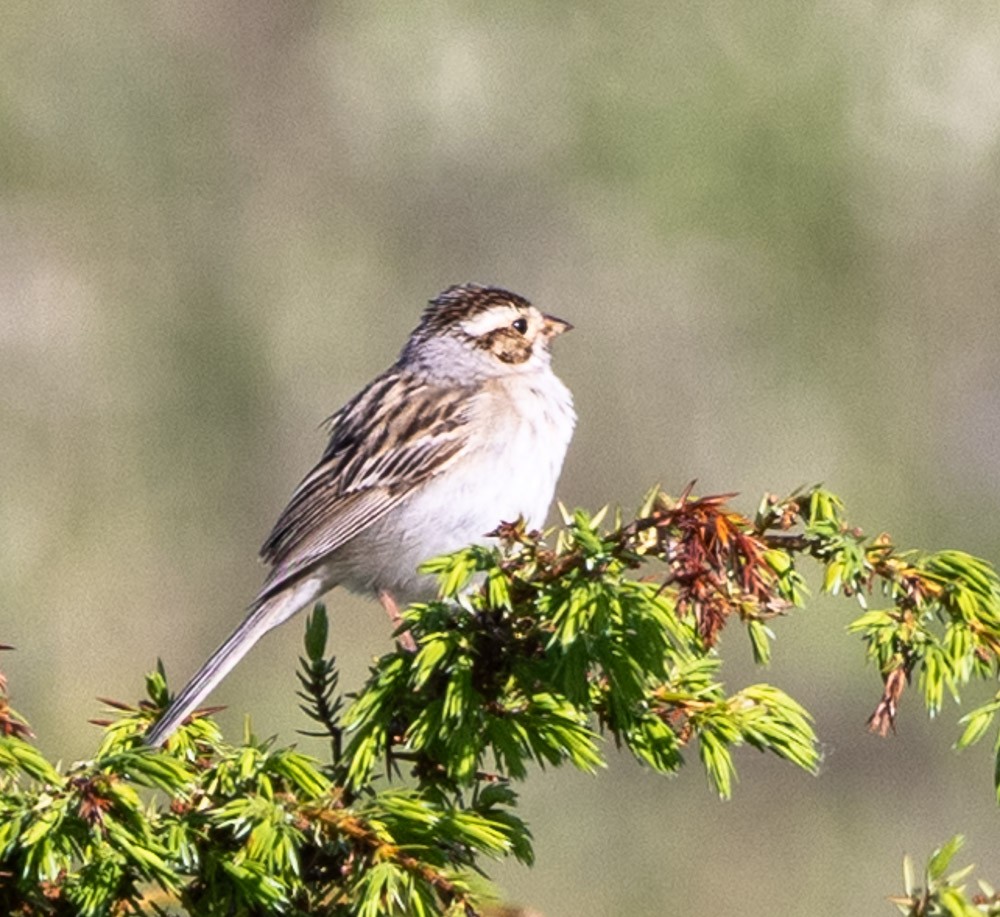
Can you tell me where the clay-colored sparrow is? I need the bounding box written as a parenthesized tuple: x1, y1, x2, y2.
(146, 284, 575, 745)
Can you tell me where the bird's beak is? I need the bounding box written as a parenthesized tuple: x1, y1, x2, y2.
(542, 314, 573, 337)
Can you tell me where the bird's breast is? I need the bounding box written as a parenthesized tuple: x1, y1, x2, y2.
(331, 368, 575, 602)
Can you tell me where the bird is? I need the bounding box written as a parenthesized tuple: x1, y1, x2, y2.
(145, 283, 575, 746)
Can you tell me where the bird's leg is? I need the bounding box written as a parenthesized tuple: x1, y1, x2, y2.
(378, 589, 417, 652)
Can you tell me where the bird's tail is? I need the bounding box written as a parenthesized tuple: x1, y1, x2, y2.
(144, 577, 327, 747)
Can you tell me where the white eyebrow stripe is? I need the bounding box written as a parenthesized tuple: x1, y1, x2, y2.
(460, 306, 519, 336)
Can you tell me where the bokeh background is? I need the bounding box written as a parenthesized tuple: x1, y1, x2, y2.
(3, 3, 1000, 914)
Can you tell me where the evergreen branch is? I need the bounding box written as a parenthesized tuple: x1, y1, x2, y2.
(2, 485, 999, 913)
(296, 605, 343, 763)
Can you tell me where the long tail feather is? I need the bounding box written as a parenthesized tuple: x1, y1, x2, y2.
(145, 578, 327, 746)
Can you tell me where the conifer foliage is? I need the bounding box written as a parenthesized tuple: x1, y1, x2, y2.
(2, 487, 1000, 914)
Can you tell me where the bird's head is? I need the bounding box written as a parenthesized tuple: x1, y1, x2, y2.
(403, 283, 572, 380)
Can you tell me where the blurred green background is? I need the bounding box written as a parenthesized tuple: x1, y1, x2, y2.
(3, 3, 1000, 914)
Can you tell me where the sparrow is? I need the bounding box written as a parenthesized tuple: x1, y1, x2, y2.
(145, 283, 575, 746)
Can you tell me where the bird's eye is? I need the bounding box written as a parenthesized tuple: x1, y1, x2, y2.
(511, 317, 528, 334)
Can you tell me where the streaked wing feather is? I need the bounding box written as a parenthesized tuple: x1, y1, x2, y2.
(257, 488, 404, 600)
(258, 370, 471, 596)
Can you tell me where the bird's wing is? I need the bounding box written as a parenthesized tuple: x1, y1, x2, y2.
(256, 370, 472, 599)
